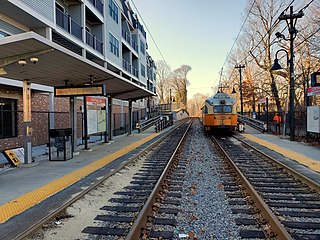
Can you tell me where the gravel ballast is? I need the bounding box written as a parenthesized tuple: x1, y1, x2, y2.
(174, 121, 240, 239)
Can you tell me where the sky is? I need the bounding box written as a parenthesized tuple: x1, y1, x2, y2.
(131, 0, 248, 99)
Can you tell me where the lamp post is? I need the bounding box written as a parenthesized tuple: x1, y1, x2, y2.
(234, 64, 245, 115)
(169, 88, 172, 112)
(271, 6, 303, 141)
(271, 49, 289, 136)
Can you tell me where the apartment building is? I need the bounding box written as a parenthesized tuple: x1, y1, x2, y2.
(0, 0, 157, 162)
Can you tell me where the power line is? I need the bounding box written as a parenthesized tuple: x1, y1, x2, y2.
(130, 0, 167, 63)
(221, 0, 298, 86)
(217, 0, 296, 87)
(216, 0, 257, 84)
(299, 0, 315, 12)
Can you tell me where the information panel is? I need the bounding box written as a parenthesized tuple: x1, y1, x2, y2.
(54, 85, 106, 97)
(4, 148, 24, 166)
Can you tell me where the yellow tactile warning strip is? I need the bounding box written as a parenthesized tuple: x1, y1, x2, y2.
(242, 134, 320, 173)
(0, 133, 160, 223)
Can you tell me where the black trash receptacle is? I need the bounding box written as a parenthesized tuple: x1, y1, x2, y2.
(49, 128, 73, 161)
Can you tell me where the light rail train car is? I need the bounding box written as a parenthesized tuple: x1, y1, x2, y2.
(201, 92, 237, 132)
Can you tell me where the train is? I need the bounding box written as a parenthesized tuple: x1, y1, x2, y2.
(201, 92, 238, 132)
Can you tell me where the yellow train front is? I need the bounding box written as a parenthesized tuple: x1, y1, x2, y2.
(201, 92, 238, 132)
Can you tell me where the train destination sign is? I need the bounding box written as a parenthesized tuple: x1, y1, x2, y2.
(54, 84, 106, 97)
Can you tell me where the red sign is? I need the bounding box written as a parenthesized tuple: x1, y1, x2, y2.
(307, 87, 320, 96)
(86, 97, 106, 104)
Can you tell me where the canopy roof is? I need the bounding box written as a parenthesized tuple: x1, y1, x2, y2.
(0, 32, 154, 100)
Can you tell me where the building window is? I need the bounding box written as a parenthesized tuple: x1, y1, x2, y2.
(140, 40, 145, 55)
(109, 0, 118, 23)
(109, 32, 119, 57)
(141, 64, 145, 77)
(0, 30, 10, 39)
(0, 98, 17, 138)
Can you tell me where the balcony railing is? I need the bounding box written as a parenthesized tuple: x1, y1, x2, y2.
(88, 0, 104, 15)
(56, 7, 83, 40)
(131, 39, 138, 52)
(122, 59, 131, 73)
(132, 66, 138, 78)
(70, 20, 82, 40)
(86, 30, 103, 54)
(122, 28, 131, 44)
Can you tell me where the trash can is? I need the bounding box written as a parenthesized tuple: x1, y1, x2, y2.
(49, 128, 73, 161)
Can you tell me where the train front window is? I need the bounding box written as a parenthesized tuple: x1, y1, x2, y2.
(213, 105, 232, 113)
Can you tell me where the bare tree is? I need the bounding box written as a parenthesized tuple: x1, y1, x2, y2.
(188, 93, 208, 117)
(156, 60, 172, 104)
(170, 65, 191, 109)
(244, 0, 295, 113)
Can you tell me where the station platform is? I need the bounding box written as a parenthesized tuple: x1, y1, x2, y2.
(238, 125, 320, 184)
(0, 126, 165, 225)
(0, 120, 319, 238)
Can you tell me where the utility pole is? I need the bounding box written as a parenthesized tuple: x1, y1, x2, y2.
(235, 64, 245, 115)
(279, 6, 303, 141)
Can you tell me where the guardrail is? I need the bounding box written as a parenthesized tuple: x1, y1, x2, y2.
(238, 114, 265, 132)
(155, 118, 173, 132)
(139, 116, 161, 132)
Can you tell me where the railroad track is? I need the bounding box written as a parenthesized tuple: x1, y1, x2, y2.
(82, 120, 191, 239)
(212, 135, 320, 239)
(19, 119, 192, 240)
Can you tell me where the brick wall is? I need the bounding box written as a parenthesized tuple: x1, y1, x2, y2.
(0, 89, 147, 151)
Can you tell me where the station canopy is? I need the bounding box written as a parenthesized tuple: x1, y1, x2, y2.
(0, 32, 155, 100)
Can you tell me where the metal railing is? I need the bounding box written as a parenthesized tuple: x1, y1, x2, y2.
(131, 39, 138, 52)
(86, 30, 103, 54)
(122, 28, 131, 43)
(139, 115, 160, 132)
(132, 66, 138, 77)
(238, 114, 265, 132)
(155, 116, 173, 132)
(56, 7, 82, 40)
(88, 0, 103, 15)
(122, 59, 131, 73)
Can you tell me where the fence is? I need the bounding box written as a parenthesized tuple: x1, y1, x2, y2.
(242, 110, 319, 138)
(0, 107, 160, 151)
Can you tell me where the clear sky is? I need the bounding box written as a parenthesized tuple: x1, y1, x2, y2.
(131, 0, 248, 99)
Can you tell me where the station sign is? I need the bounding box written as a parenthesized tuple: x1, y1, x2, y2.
(307, 86, 320, 96)
(54, 84, 106, 97)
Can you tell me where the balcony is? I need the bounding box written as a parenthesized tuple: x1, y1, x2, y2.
(88, 0, 104, 15)
(56, 7, 82, 40)
(122, 28, 131, 44)
(132, 66, 138, 78)
(122, 59, 131, 73)
(86, 30, 103, 54)
(131, 39, 138, 52)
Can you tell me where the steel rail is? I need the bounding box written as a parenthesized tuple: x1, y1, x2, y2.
(233, 135, 320, 192)
(15, 120, 188, 240)
(212, 136, 293, 240)
(126, 119, 193, 240)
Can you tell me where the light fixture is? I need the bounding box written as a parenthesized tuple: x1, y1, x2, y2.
(0, 67, 7, 75)
(30, 57, 38, 64)
(270, 49, 289, 71)
(270, 59, 283, 71)
(231, 87, 236, 94)
(18, 59, 27, 66)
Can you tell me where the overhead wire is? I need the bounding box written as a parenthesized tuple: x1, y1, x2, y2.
(219, 0, 295, 88)
(130, 0, 167, 63)
(215, 0, 257, 87)
(221, 0, 298, 87)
